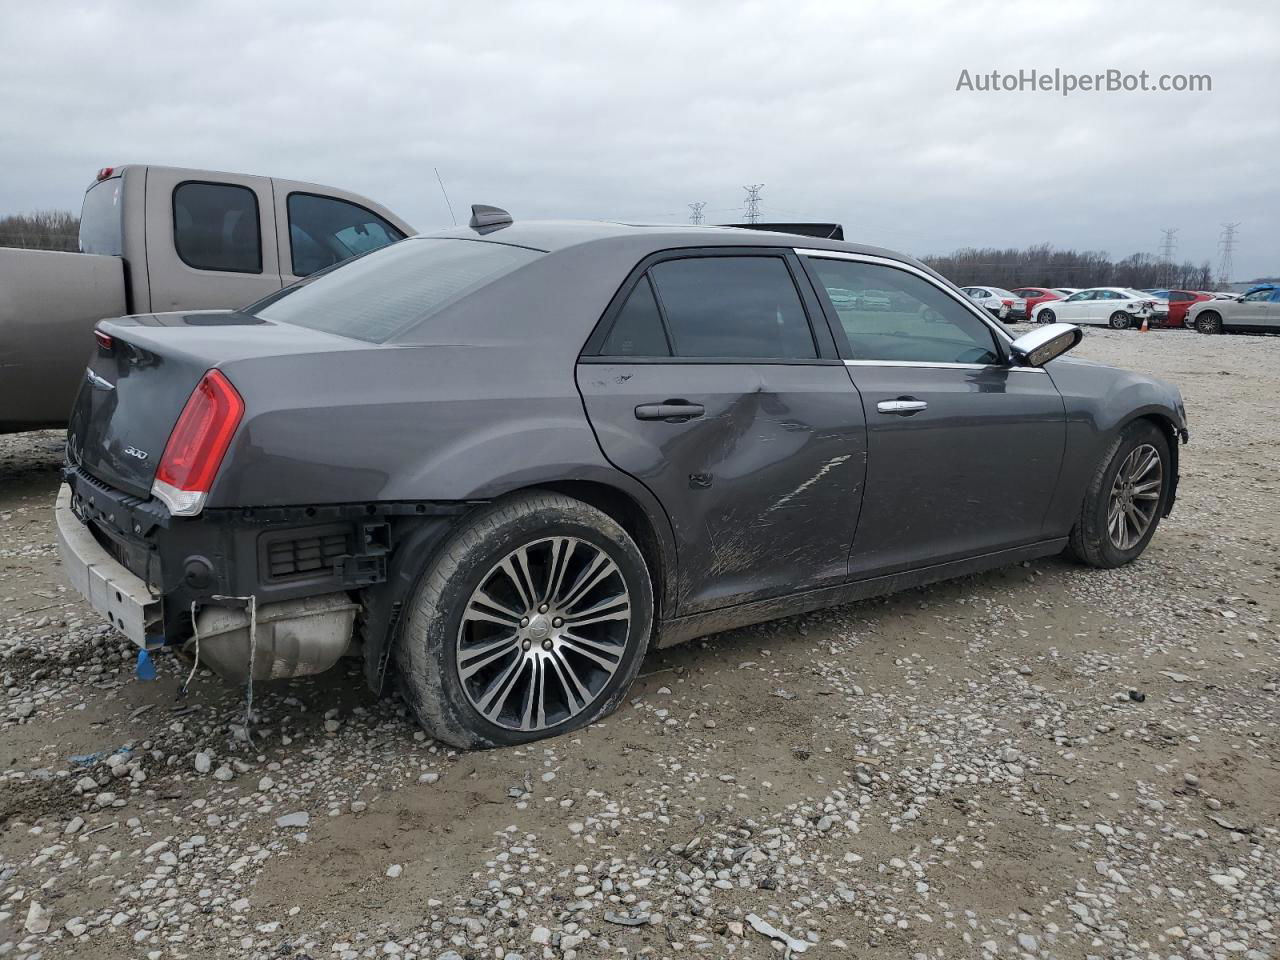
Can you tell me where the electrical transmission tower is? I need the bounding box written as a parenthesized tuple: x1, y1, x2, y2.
(1157, 227, 1178, 285)
(743, 184, 764, 224)
(688, 201, 707, 225)
(1217, 222, 1240, 287)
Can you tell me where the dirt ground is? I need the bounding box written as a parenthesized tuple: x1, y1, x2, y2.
(1, 327, 1277, 960)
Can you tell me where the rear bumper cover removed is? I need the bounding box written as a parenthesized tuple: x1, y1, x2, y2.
(56, 484, 162, 648)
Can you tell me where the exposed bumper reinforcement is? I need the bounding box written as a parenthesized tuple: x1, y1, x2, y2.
(55, 485, 163, 648)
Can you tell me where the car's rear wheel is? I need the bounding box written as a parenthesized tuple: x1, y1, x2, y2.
(396, 491, 653, 749)
(1109, 311, 1132, 330)
(1038, 308, 1056, 324)
(1197, 312, 1222, 334)
(1067, 420, 1170, 568)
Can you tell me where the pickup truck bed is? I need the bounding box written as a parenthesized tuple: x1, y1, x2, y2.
(1, 248, 125, 431)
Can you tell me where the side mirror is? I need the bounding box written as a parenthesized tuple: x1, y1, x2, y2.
(1010, 322, 1083, 367)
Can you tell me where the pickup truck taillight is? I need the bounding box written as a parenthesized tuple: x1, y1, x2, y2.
(151, 370, 244, 517)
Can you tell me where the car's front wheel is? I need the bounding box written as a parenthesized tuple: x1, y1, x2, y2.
(1109, 311, 1132, 330)
(1067, 420, 1170, 568)
(1038, 308, 1056, 324)
(397, 491, 653, 748)
(1197, 312, 1222, 334)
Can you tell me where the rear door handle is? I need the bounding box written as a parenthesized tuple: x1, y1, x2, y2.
(635, 400, 705, 422)
(877, 398, 928, 415)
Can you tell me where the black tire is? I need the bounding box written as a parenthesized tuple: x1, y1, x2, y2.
(1109, 311, 1132, 330)
(396, 491, 653, 749)
(1067, 420, 1171, 568)
(1197, 312, 1222, 335)
(1038, 309, 1056, 325)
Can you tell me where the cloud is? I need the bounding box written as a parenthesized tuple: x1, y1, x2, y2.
(1, 0, 1276, 276)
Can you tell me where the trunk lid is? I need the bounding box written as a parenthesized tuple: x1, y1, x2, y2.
(67, 310, 358, 498)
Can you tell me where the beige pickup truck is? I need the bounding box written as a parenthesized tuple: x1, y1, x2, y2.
(0, 164, 414, 433)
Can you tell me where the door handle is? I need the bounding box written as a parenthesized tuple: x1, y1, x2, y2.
(635, 400, 705, 422)
(877, 398, 928, 415)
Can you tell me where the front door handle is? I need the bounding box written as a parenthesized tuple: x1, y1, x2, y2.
(635, 400, 705, 422)
(877, 398, 928, 415)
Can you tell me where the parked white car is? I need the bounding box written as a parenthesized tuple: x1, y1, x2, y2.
(960, 286, 1027, 321)
(1030, 287, 1157, 330)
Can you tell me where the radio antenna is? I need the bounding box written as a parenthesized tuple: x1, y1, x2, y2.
(434, 167, 457, 225)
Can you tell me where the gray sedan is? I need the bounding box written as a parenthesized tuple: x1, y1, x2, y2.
(56, 210, 1188, 748)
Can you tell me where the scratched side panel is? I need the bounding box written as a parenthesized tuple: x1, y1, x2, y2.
(576, 361, 867, 616)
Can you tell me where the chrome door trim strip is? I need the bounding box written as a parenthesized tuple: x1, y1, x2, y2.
(843, 359, 1048, 374)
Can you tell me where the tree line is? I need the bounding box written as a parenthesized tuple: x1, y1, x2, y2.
(0, 211, 80, 252)
(923, 243, 1216, 291)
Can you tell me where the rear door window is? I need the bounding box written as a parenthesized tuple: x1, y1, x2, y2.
(286, 193, 406, 277)
(172, 181, 262, 273)
(647, 256, 816, 359)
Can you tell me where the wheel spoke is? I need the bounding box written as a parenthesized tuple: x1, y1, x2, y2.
(521, 656, 547, 731)
(465, 598, 522, 629)
(563, 594, 630, 627)
(560, 631, 624, 670)
(476, 654, 528, 721)
(559, 555, 620, 613)
(458, 633, 519, 680)
(543, 538, 574, 605)
(546, 647, 591, 713)
(499, 555, 536, 613)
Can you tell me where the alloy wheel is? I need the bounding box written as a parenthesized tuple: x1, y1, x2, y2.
(456, 536, 631, 732)
(1106, 443, 1162, 551)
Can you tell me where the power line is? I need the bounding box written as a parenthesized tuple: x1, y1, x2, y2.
(1217, 222, 1240, 286)
(742, 184, 764, 225)
(687, 201, 707, 226)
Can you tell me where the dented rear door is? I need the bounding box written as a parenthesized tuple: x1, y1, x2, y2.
(576, 251, 867, 617)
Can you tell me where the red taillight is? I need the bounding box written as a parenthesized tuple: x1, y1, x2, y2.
(1001, 298, 1013, 307)
(94, 329, 114, 351)
(96, 166, 115, 181)
(151, 370, 244, 517)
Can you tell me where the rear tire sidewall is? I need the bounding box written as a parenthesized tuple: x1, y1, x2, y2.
(1076, 421, 1171, 568)
(1110, 312, 1132, 330)
(397, 493, 653, 749)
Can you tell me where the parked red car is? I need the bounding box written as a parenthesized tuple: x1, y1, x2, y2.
(1011, 287, 1063, 321)
(1165, 290, 1213, 328)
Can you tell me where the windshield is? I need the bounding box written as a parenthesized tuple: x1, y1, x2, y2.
(250, 237, 542, 343)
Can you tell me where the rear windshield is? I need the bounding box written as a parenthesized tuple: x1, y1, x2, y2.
(250, 238, 541, 342)
(79, 177, 123, 256)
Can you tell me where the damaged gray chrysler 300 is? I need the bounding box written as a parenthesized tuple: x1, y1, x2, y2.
(56, 207, 1188, 748)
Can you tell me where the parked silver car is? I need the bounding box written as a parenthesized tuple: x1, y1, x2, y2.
(1186, 284, 1280, 334)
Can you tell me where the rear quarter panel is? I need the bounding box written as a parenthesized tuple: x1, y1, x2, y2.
(0, 248, 125, 431)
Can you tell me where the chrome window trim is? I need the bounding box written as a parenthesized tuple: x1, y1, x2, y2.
(793, 247, 1018, 346)
(843, 359, 1046, 374)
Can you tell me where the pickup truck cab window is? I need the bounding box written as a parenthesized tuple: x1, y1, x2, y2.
(805, 257, 1000, 365)
(286, 192, 406, 277)
(79, 177, 123, 256)
(172, 181, 262, 274)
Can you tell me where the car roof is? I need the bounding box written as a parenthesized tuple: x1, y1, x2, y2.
(416, 219, 923, 266)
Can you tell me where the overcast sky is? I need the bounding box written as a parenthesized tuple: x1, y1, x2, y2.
(1, 0, 1277, 277)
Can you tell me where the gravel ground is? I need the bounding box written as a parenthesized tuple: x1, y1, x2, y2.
(1, 328, 1277, 960)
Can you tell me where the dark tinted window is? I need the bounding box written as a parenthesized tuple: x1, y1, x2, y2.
(807, 258, 1000, 365)
(79, 177, 123, 255)
(1168, 291, 1192, 302)
(287, 193, 405, 277)
(601, 277, 670, 356)
(173, 182, 262, 273)
(648, 257, 815, 359)
(251, 238, 540, 343)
